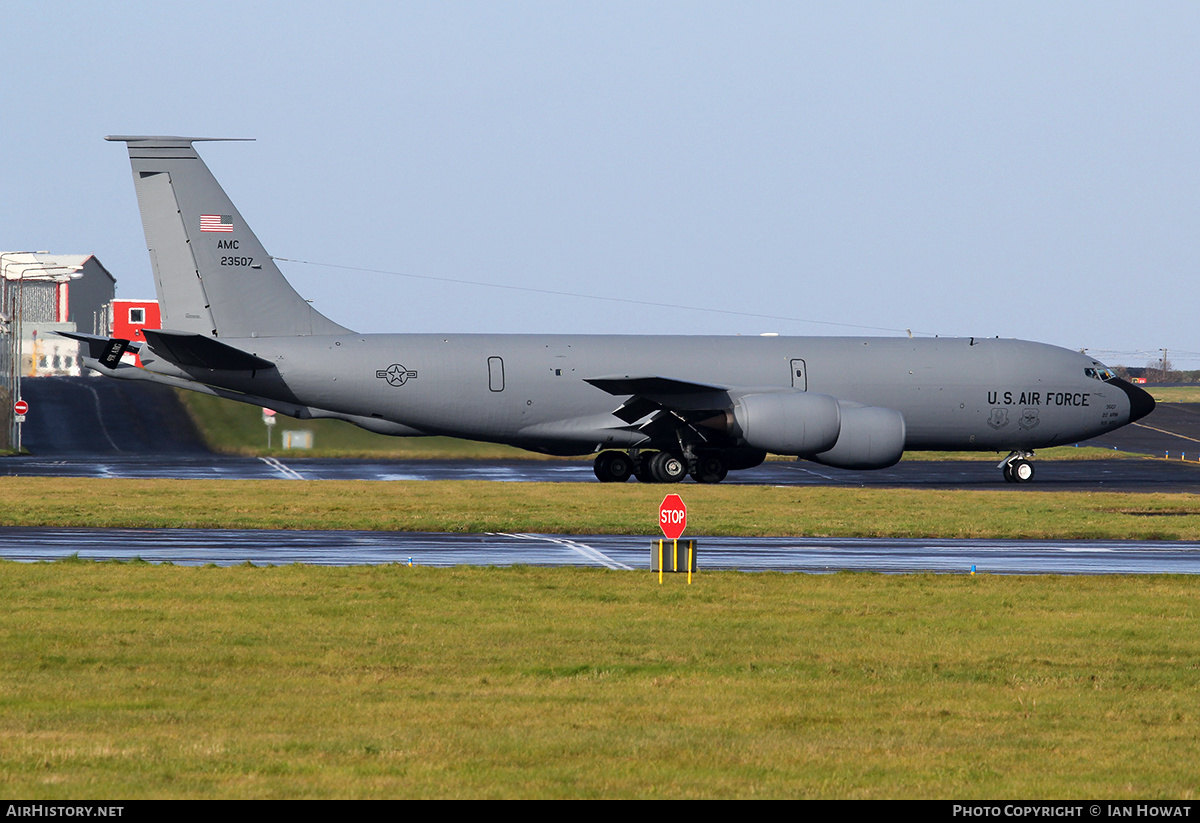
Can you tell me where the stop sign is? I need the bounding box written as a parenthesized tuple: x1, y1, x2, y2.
(659, 494, 687, 540)
(13, 400, 28, 416)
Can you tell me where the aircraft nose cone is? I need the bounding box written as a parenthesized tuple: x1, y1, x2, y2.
(1113, 378, 1156, 423)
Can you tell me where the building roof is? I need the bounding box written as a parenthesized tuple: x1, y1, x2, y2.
(0, 252, 115, 283)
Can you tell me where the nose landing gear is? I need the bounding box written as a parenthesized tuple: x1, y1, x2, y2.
(999, 451, 1036, 483)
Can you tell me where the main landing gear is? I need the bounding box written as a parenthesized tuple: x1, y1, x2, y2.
(999, 451, 1036, 483)
(593, 450, 634, 482)
(593, 450, 728, 484)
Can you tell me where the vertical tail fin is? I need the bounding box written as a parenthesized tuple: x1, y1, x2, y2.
(106, 136, 350, 339)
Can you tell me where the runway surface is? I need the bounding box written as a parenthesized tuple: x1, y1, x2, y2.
(4, 527, 1200, 574)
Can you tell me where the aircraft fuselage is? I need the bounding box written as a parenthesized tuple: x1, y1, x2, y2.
(141, 332, 1141, 456)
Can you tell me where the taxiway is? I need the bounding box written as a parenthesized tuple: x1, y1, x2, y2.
(3, 527, 1199, 575)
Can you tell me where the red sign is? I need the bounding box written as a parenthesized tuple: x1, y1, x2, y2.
(13, 400, 28, 416)
(659, 494, 687, 540)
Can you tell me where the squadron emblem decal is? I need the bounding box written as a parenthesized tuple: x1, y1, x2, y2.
(376, 364, 418, 387)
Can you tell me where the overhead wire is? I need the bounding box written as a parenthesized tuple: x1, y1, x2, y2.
(273, 257, 1199, 368)
(272, 256, 936, 336)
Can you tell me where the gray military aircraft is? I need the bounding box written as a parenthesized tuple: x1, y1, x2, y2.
(69, 136, 1155, 484)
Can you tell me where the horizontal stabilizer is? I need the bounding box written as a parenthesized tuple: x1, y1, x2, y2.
(55, 332, 134, 370)
(142, 329, 275, 371)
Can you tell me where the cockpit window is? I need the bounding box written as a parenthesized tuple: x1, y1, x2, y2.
(1085, 366, 1117, 382)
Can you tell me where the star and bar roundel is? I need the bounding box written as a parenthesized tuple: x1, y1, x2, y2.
(376, 364, 419, 387)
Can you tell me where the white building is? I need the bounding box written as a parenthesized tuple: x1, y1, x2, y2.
(0, 252, 116, 377)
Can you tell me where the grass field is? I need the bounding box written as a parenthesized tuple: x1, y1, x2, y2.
(4, 458, 1199, 797)
(1149, 386, 1200, 403)
(2, 562, 1198, 799)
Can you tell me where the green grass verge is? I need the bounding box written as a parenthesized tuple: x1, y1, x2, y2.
(2, 562, 1198, 798)
(1149, 386, 1200, 403)
(176, 389, 552, 459)
(900, 445, 1136, 462)
(3, 477, 1200, 539)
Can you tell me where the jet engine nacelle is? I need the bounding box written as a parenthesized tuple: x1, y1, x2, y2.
(810, 404, 906, 469)
(731, 391, 842, 456)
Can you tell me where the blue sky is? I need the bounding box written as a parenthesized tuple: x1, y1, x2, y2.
(4, 1, 1199, 367)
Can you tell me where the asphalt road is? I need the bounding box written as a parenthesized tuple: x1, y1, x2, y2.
(18, 376, 209, 455)
(3, 527, 1198, 574)
(1083, 400, 1200, 457)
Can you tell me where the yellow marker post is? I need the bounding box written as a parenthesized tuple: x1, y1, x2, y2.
(651, 538, 698, 582)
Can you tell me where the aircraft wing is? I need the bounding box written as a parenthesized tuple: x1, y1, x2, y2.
(584, 374, 732, 424)
(584, 375, 729, 396)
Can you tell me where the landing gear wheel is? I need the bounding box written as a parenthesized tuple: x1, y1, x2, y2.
(1010, 458, 1035, 483)
(633, 452, 656, 483)
(649, 451, 686, 483)
(593, 450, 633, 483)
(1000, 451, 1036, 484)
(690, 453, 728, 484)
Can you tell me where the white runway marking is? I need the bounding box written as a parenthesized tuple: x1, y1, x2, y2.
(85, 384, 122, 452)
(496, 532, 635, 570)
(259, 456, 305, 480)
(1133, 421, 1200, 444)
(778, 463, 842, 481)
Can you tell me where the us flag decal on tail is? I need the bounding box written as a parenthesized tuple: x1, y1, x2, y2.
(200, 214, 233, 232)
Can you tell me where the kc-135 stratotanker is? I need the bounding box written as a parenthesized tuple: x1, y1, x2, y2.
(68, 136, 1155, 484)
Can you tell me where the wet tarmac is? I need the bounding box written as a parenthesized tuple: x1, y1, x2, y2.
(3, 527, 1199, 575)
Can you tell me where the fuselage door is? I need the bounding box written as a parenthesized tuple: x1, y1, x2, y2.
(790, 359, 807, 391)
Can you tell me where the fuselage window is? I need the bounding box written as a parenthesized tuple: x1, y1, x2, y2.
(488, 356, 505, 392)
